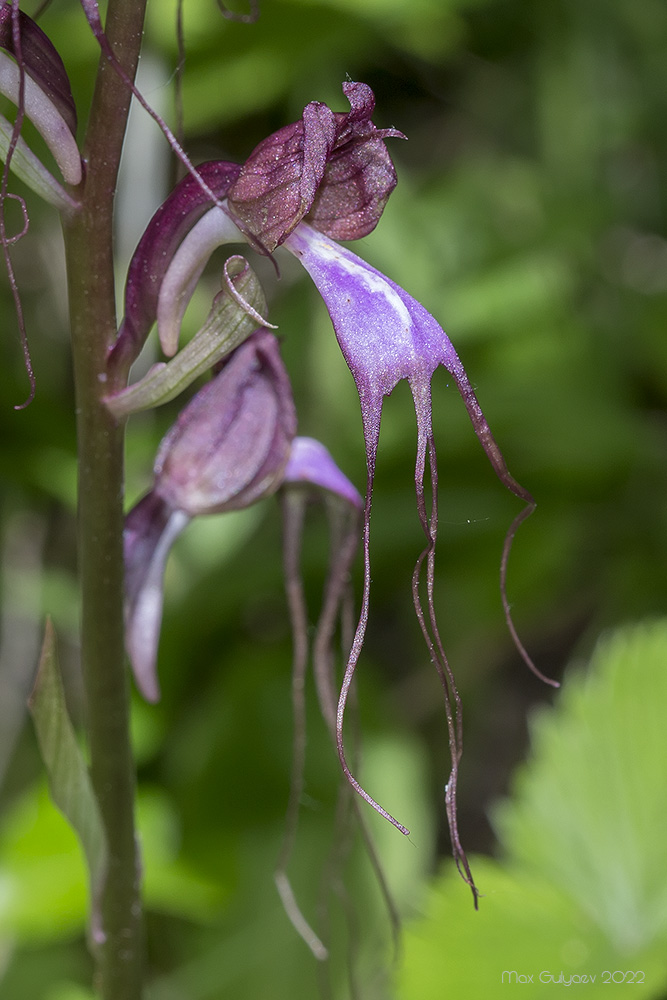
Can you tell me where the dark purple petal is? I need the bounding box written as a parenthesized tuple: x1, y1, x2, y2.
(306, 133, 399, 241)
(308, 82, 404, 241)
(227, 102, 337, 253)
(0, 7, 77, 136)
(111, 160, 241, 371)
(227, 81, 403, 252)
(124, 491, 190, 702)
(154, 329, 297, 515)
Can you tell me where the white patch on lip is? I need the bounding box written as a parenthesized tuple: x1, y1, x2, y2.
(287, 223, 415, 359)
(337, 251, 412, 330)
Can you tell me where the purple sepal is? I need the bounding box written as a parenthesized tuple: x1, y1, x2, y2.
(124, 491, 190, 702)
(283, 436, 362, 511)
(0, 7, 77, 136)
(111, 160, 241, 371)
(308, 81, 404, 242)
(154, 329, 297, 515)
(227, 81, 403, 253)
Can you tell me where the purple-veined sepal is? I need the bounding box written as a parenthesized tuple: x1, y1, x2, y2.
(154, 329, 296, 514)
(227, 81, 404, 253)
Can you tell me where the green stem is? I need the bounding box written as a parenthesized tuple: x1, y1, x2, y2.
(63, 2, 148, 996)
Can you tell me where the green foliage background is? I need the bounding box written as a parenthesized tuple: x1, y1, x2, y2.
(1, 0, 666, 996)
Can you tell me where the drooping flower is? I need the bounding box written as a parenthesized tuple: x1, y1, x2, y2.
(112, 81, 553, 904)
(282, 223, 560, 904)
(124, 329, 296, 701)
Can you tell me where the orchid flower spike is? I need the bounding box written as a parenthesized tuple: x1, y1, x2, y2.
(0, 6, 81, 209)
(124, 330, 296, 701)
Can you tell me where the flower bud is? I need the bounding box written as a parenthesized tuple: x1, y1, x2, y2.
(124, 330, 297, 700)
(154, 329, 296, 514)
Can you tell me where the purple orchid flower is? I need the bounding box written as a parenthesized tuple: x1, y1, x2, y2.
(124, 329, 296, 701)
(282, 222, 560, 903)
(111, 81, 553, 904)
(109, 81, 403, 370)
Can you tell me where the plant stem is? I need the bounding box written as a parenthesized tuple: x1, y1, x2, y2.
(63, 1, 148, 996)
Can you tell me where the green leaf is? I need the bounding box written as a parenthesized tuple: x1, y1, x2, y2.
(0, 781, 90, 941)
(495, 619, 667, 953)
(397, 856, 667, 999)
(396, 621, 667, 998)
(27, 619, 108, 932)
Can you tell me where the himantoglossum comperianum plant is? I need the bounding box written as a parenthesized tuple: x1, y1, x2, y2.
(1, 2, 557, 989)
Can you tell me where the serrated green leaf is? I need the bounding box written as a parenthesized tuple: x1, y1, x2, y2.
(397, 621, 667, 998)
(27, 619, 107, 923)
(494, 619, 667, 953)
(397, 856, 667, 999)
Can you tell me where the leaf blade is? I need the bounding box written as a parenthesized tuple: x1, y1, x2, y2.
(28, 619, 108, 930)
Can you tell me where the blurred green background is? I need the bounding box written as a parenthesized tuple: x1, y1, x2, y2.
(1, 0, 667, 996)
